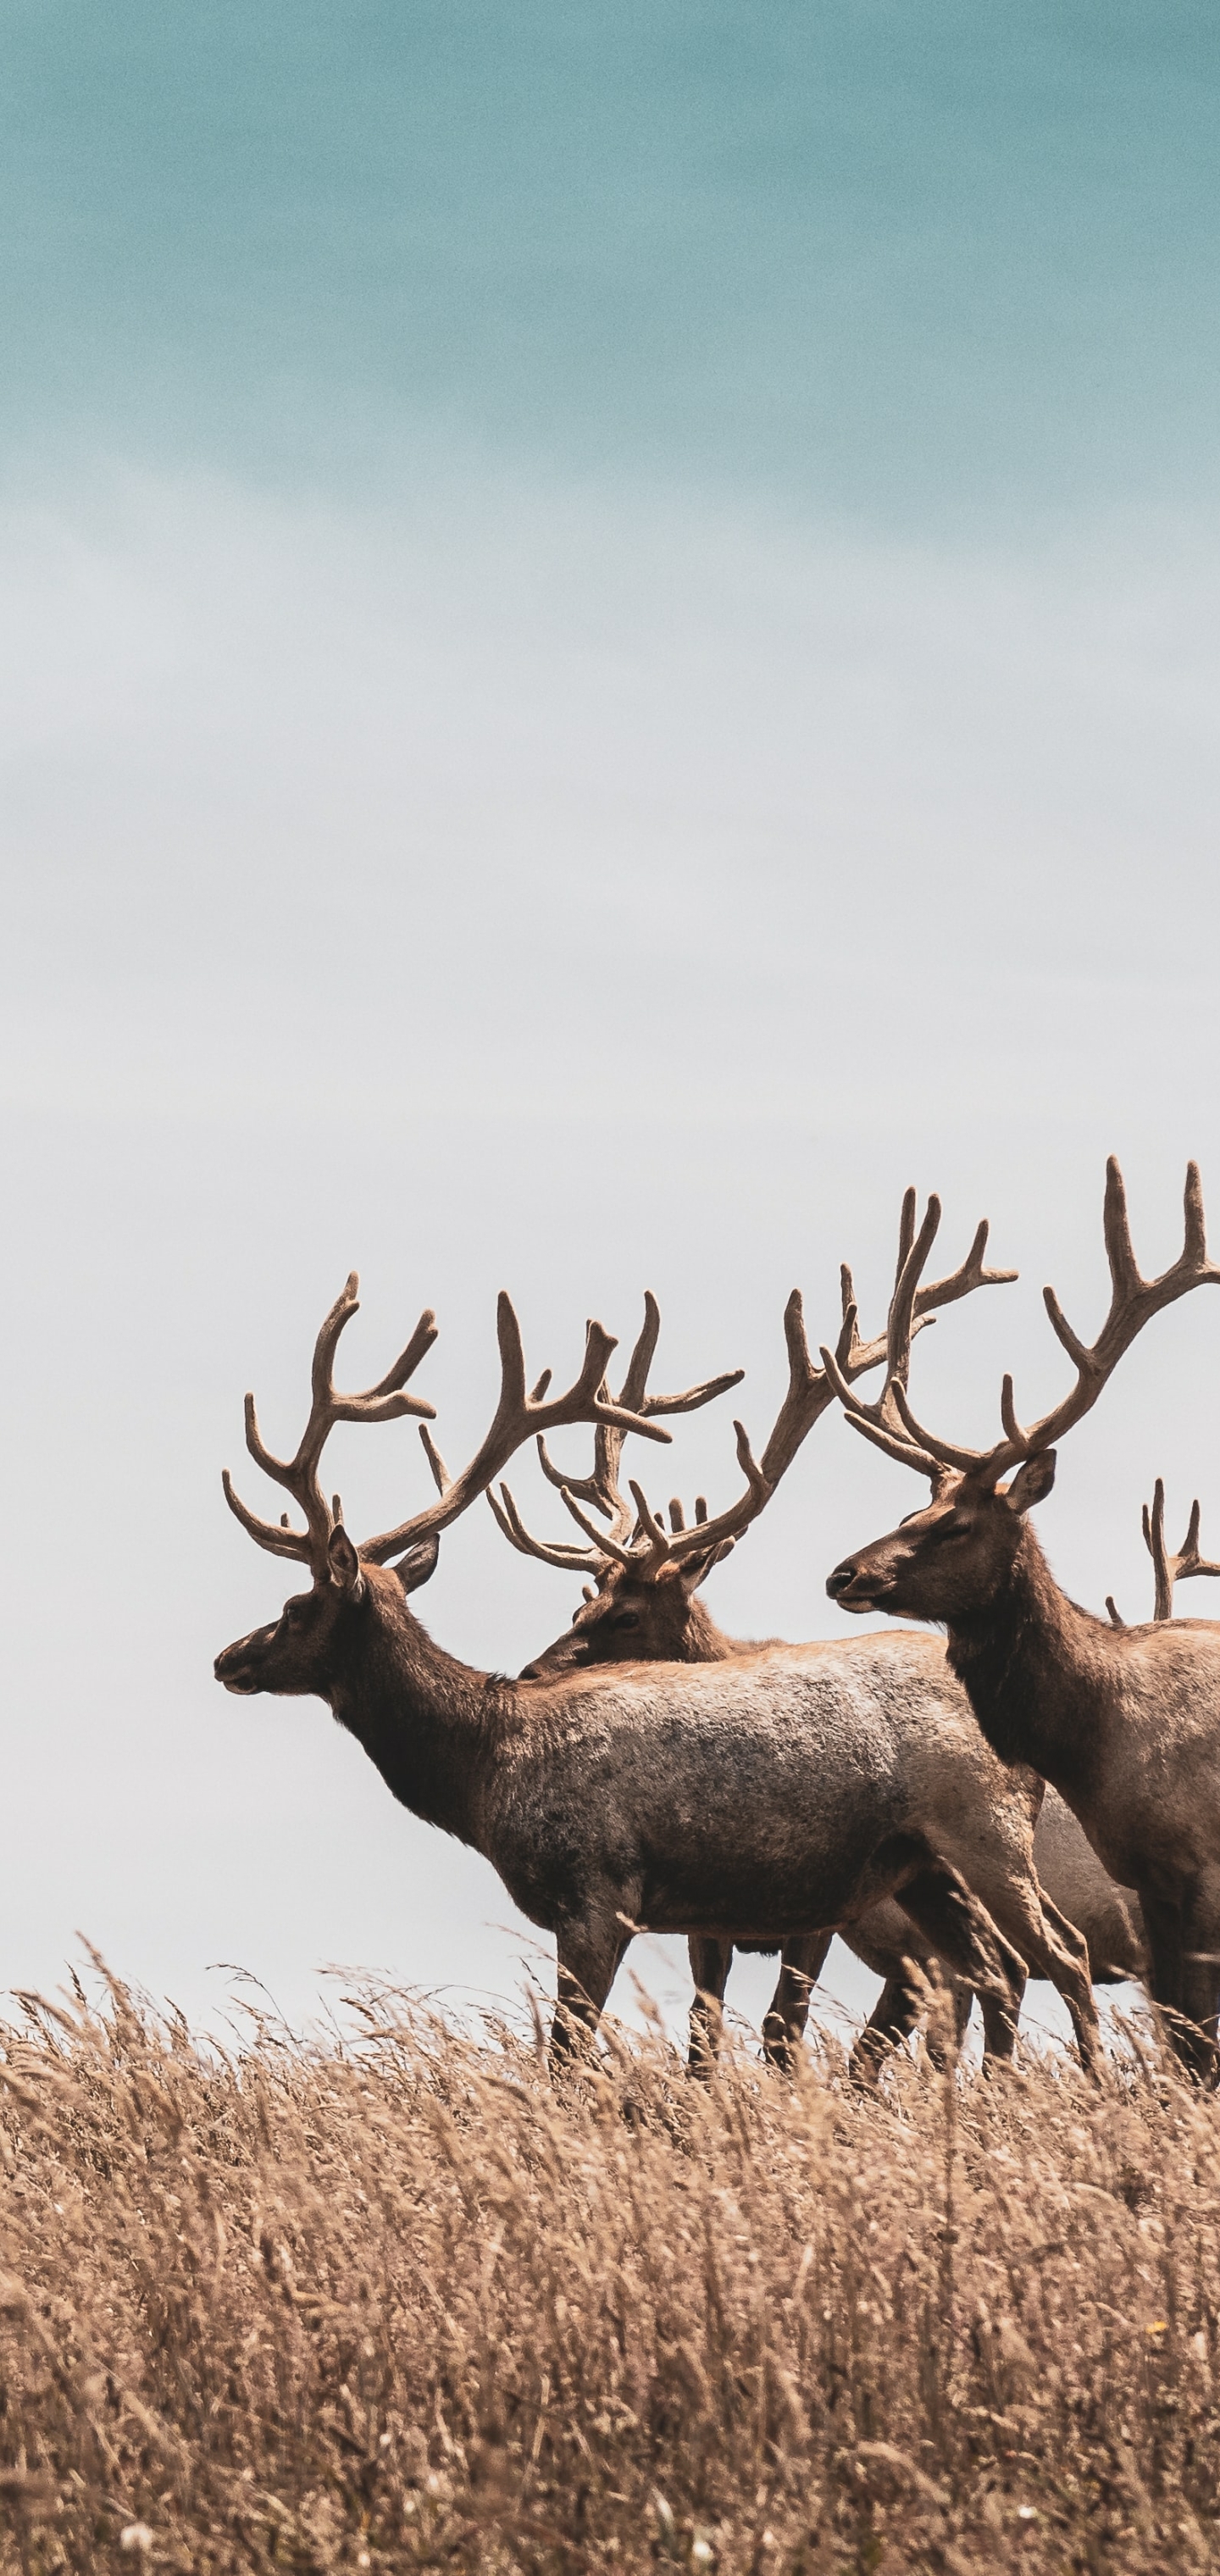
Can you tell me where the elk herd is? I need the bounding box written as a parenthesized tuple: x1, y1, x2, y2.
(214, 1160, 1220, 2086)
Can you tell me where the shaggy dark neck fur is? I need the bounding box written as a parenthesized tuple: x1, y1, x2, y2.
(944, 1524, 1113, 1805)
(328, 1579, 513, 1852)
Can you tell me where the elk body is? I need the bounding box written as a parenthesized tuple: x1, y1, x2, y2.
(214, 1276, 1028, 2071)
(491, 1218, 1104, 2075)
(828, 1160, 1220, 2075)
(521, 1545, 1140, 2066)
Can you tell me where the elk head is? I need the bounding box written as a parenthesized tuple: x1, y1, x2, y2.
(494, 1197, 1016, 1675)
(827, 1160, 1220, 1628)
(214, 1272, 668, 1702)
(217, 1531, 441, 1697)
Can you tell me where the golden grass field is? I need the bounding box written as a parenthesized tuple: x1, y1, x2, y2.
(0, 1966, 1217, 2574)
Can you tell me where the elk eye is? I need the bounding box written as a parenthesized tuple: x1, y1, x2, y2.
(613, 1611, 640, 1631)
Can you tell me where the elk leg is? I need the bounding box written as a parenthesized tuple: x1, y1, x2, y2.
(1140, 1894, 1194, 2066)
(1029, 1893, 1103, 2077)
(977, 1879, 1101, 2076)
(1177, 1883, 1220, 2083)
(854, 1969, 975, 2085)
(687, 1937, 732, 2074)
(851, 1967, 926, 2088)
(551, 1915, 629, 2074)
(762, 1933, 832, 2074)
(927, 1984, 976, 2071)
(886, 1851, 1024, 2043)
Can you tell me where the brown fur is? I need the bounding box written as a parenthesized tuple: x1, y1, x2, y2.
(215, 1535, 1039, 2074)
(829, 1463, 1217, 2073)
(524, 1554, 1121, 2071)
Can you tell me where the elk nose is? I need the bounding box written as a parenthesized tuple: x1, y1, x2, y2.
(518, 1662, 541, 1681)
(825, 1561, 857, 1599)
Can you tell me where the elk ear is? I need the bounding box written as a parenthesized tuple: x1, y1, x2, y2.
(678, 1541, 729, 1597)
(327, 1524, 366, 1599)
(1005, 1451, 1057, 1516)
(393, 1533, 441, 1596)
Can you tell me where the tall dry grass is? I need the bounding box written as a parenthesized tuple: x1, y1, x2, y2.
(0, 1968, 1217, 2574)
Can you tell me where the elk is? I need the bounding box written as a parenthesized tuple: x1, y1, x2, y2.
(826, 1159, 1220, 2075)
(214, 1273, 1031, 2074)
(491, 1203, 1105, 2076)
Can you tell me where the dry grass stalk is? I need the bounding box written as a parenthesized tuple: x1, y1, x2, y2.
(0, 1968, 1217, 2573)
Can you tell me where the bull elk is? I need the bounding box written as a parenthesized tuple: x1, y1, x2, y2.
(826, 1158, 1220, 2075)
(494, 1202, 1108, 2074)
(214, 1274, 1032, 2073)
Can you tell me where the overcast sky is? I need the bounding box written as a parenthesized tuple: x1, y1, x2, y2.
(3, 2, 1219, 2043)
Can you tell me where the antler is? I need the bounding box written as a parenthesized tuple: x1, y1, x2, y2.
(626, 1189, 1013, 1570)
(488, 1291, 745, 1575)
(224, 1279, 672, 1576)
(1142, 1477, 1220, 1620)
(513, 1190, 1014, 1583)
(829, 1160, 1220, 1491)
(222, 1275, 438, 1565)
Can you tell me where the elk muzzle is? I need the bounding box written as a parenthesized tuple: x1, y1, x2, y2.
(214, 1623, 279, 1695)
(826, 1555, 891, 1614)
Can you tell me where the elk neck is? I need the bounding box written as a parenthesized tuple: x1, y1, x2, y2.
(680, 1594, 765, 1662)
(942, 1520, 1115, 1807)
(328, 1570, 513, 1852)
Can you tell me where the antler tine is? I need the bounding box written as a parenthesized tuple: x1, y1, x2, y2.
(487, 1293, 746, 1576)
(832, 1161, 1220, 1500)
(999, 1159, 1220, 1476)
(419, 1424, 452, 1500)
(819, 1194, 945, 1443)
(630, 1419, 771, 1568)
(360, 1299, 670, 1565)
(556, 1484, 637, 1568)
(692, 1188, 1014, 1534)
(1174, 1496, 1220, 1591)
(835, 1401, 958, 1481)
(892, 1185, 917, 1286)
(823, 1187, 1018, 1487)
(913, 1217, 1019, 1316)
(618, 1290, 663, 1416)
(485, 1481, 602, 1574)
(1142, 1478, 1220, 1620)
(753, 1276, 882, 1492)
(224, 1274, 440, 1572)
(626, 1478, 675, 1573)
(221, 1469, 314, 1562)
(1142, 1476, 1174, 1623)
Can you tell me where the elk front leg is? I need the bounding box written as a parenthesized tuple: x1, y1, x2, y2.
(687, 1937, 732, 2074)
(1177, 1879, 1220, 2083)
(762, 1934, 832, 2073)
(552, 1914, 629, 2076)
(1139, 1894, 1201, 2071)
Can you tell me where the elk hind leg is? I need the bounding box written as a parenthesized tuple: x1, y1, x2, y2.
(1029, 1892, 1103, 2078)
(762, 1934, 832, 2074)
(851, 1965, 926, 2088)
(884, 1842, 1025, 2057)
(687, 1937, 733, 2075)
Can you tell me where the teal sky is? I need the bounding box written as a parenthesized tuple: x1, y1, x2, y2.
(5, 1, 1219, 520)
(3, 7, 1220, 2041)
